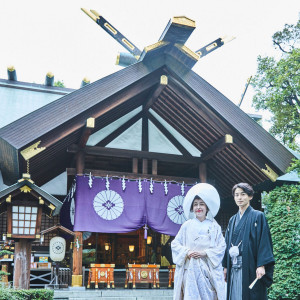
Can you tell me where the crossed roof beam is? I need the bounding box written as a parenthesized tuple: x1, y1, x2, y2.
(81, 9, 234, 68)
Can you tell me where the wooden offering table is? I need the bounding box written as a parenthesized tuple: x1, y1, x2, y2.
(87, 264, 115, 289)
(125, 264, 160, 289)
(168, 265, 176, 288)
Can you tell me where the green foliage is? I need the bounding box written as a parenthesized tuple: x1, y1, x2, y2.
(0, 271, 10, 280)
(0, 250, 13, 258)
(262, 184, 300, 300)
(251, 20, 300, 150)
(54, 80, 65, 88)
(286, 158, 300, 177)
(0, 287, 53, 300)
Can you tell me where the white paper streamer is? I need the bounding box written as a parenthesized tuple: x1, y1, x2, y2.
(181, 181, 185, 196)
(122, 176, 126, 191)
(164, 180, 168, 195)
(138, 178, 142, 193)
(106, 175, 110, 191)
(149, 178, 154, 194)
(88, 172, 93, 188)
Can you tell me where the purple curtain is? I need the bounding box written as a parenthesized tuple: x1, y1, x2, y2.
(145, 181, 192, 236)
(61, 175, 194, 236)
(73, 176, 146, 233)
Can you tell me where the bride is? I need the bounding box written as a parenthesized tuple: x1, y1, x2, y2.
(171, 183, 226, 300)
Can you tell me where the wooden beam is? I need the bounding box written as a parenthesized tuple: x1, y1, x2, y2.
(78, 118, 95, 148)
(142, 113, 149, 151)
(148, 112, 192, 157)
(144, 75, 168, 111)
(68, 145, 202, 164)
(158, 17, 195, 44)
(38, 68, 163, 149)
(40, 224, 75, 236)
(67, 168, 198, 184)
(199, 162, 207, 183)
(201, 135, 233, 161)
(97, 111, 143, 147)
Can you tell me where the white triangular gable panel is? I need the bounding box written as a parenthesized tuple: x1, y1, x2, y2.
(107, 119, 142, 150)
(149, 120, 182, 155)
(41, 172, 67, 196)
(0, 171, 8, 192)
(149, 109, 201, 156)
(87, 106, 143, 146)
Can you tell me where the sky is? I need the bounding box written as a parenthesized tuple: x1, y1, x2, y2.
(0, 0, 299, 125)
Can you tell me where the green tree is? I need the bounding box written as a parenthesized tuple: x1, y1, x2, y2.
(262, 184, 300, 300)
(54, 80, 65, 88)
(251, 20, 300, 150)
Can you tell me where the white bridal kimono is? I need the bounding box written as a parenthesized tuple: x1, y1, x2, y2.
(171, 218, 226, 300)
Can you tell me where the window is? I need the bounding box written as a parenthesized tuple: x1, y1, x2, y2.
(12, 206, 37, 235)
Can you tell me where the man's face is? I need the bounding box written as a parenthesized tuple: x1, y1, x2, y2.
(234, 187, 252, 210)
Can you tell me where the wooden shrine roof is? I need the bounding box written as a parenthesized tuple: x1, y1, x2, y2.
(0, 15, 295, 198)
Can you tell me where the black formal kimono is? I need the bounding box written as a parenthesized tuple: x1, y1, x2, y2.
(222, 206, 275, 300)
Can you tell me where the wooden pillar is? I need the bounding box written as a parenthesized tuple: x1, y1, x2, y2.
(76, 151, 85, 174)
(152, 160, 158, 175)
(132, 158, 138, 174)
(72, 231, 83, 287)
(13, 239, 31, 289)
(142, 159, 148, 174)
(199, 162, 207, 183)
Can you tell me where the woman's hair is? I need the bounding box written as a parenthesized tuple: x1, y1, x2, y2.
(232, 182, 254, 197)
(190, 195, 209, 213)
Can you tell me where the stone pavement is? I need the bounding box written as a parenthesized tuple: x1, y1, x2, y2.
(53, 288, 173, 300)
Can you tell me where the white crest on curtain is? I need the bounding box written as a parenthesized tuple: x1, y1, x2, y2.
(93, 190, 124, 220)
(167, 195, 186, 224)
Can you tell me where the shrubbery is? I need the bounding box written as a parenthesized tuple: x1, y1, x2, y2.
(262, 184, 300, 300)
(0, 288, 53, 300)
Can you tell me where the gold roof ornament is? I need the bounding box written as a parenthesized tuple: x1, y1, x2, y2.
(20, 185, 32, 193)
(21, 141, 46, 161)
(261, 164, 279, 182)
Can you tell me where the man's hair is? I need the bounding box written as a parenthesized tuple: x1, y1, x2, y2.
(232, 182, 254, 197)
(190, 195, 209, 212)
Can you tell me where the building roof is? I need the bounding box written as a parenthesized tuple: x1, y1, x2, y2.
(0, 176, 62, 215)
(0, 16, 295, 198)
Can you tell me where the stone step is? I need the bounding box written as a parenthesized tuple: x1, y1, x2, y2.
(54, 288, 173, 300)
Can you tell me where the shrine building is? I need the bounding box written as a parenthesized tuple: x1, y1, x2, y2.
(0, 14, 296, 289)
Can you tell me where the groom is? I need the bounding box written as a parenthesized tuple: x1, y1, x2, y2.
(222, 183, 275, 300)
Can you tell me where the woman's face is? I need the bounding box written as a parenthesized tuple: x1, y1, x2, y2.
(192, 198, 208, 220)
